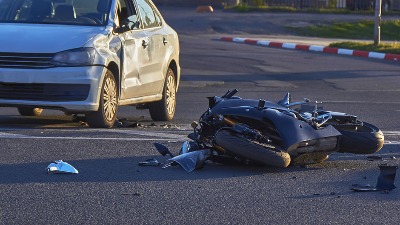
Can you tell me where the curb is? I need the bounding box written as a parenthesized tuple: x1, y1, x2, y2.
(219, 37, 400, 62)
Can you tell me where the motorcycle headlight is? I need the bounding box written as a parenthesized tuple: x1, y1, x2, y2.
(52, 48, 96, 66)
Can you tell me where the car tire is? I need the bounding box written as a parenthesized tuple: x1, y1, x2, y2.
(86, 70, 118, 128)
(17, 107, 43, 116)
(149, 68, 176, 121)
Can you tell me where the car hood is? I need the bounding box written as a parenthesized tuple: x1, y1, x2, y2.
(0, 23, 107, 53)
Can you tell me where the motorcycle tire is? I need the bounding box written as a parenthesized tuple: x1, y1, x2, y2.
(336, 122, 384, 154)
(215, 130, 291, 168)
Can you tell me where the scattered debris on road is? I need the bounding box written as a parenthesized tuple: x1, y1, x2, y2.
(351, 164, 398, 192)
(138, 158, 161, 166)
(46, 160, 79, 174)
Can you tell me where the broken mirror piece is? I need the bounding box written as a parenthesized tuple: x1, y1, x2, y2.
(47, 160, 79, 174)
(164, 149, 211, 172)
(352, 164, 398, 192)
(138, 158, 161, 166)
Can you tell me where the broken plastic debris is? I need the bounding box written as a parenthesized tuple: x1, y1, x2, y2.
(115, 116, 144, 128)
(138, 158, 161, 166)
(351, 164, 398, 192)
(163, 149, 211, 172)
(46, 160, 78, 174)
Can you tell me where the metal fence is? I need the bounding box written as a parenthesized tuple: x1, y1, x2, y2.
(244, 0, 375, 10)
(153, 0, 397, 10)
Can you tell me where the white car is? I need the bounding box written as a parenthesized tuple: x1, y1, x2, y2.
(0, 0, 180, 127)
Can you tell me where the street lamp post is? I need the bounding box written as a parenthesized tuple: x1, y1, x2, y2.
(374, 0, 382, 46)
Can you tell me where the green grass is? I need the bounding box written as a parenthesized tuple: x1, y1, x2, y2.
(290, 20, 400, 40)
(329, 41, 400, 54)
(289, 20, 400, 54)
(224, 6, 400, 54)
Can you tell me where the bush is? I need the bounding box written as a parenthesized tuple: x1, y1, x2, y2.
(250, 0, 265, 6)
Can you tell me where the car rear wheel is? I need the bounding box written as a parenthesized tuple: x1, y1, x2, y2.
(17, 107, 43, 116)
(86, 70, 118, 128)
(149, 68, 176, 121)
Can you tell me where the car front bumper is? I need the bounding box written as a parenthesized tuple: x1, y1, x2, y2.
(0, 66, 106, 112)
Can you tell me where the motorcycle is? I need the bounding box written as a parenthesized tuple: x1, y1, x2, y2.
(157, 89, 384, 171)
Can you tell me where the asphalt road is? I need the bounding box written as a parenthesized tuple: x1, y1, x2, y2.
(1, 8, 400, 224)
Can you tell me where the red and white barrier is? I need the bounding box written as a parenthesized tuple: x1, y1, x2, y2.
(220, 37, 400, 62)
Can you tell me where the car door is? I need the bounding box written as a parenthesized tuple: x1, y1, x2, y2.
(134, 0, 168, 96)
(117, 0, 150, 100)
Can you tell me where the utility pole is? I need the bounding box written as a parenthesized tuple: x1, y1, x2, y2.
(374, 0, 382, 46)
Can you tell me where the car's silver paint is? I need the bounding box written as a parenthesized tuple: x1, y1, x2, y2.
(0, 0, 180, 113)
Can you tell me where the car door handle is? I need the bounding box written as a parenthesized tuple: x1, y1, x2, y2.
(142, 40, 148, 48)
(163, 37, 168, 45)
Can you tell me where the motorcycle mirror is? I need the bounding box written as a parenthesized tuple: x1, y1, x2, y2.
(277, 93, 290, 106)
(153, 143, 174, 158)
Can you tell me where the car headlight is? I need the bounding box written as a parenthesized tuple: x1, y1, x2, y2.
(52, 48, 96, 66)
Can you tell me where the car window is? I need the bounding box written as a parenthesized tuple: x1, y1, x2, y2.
(0, 0, 112, 26)
(135, 0, 160, 29)
(115, 0, 136, 27)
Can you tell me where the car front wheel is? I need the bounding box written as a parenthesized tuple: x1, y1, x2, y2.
(86, 70, 118, 128)
(149, 68, 176, 121)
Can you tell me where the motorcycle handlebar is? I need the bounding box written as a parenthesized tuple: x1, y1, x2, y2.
(223, 89, 238, 99)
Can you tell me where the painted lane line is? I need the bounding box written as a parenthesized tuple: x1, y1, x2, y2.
(0, 130, 187, 141)
(108, 130, 188, 139)
(385, 141, 400, 145)
(384, 131, 400, 136)
(0, 136, 182, 141)
(0, 132, 30, 138)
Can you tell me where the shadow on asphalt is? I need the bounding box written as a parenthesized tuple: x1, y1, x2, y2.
(0, 156, 319, 184)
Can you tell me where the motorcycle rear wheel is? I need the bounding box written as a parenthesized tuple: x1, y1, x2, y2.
(335, 122, 384, 154)
(215, 130, 291, 168)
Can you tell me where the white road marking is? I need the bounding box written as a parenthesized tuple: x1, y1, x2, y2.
(383, 131, 400, 136)
(385, 141, 400, 145)
(0, 130, 187, 141)
(0, 130, 398, 145)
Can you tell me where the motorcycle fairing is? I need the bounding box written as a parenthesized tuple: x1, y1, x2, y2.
(209, 105, 341, 152)
(165, 149, 211, 172)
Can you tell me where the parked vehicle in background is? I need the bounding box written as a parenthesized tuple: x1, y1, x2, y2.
(0, 0, 180, 127)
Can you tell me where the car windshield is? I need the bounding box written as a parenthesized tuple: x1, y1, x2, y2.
(0, 0, 111, 26)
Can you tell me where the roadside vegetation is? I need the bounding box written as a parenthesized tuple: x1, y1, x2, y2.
(225, 4, 400, 54)
(289, 20, 400, 54)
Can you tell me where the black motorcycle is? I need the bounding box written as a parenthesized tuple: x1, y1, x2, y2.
(158, 89, 384, 171)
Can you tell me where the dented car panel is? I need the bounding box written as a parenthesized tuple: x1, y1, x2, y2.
(0, 0, 180, 127)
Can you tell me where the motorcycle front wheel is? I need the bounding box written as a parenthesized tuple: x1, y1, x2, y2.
(215, 130, 291, 168)
(335, 122, 384, 154)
